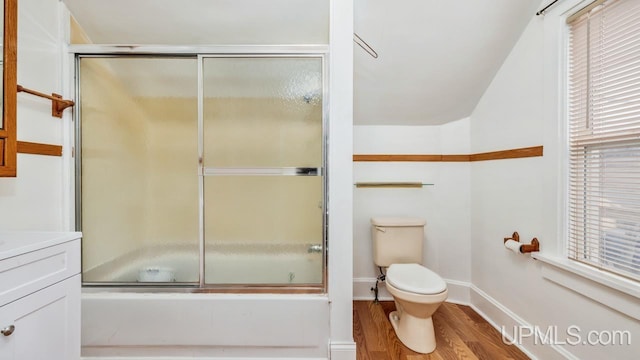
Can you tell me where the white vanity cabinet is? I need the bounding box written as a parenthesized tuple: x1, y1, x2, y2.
(0, 232, 81, 360)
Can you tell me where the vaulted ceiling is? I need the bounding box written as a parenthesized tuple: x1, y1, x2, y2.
(64, 0, 542, 126)
(354, 0, 542, 125)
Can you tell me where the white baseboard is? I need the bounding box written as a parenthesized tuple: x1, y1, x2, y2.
(330, 341, 356, 360)
(442, 278, 470, 304)
(353, 277, 470, 304)
(353, 277, 392, 301)
(470, 285, 575, 360)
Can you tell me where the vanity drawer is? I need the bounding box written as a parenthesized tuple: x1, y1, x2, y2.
(0, 239, 80, 306)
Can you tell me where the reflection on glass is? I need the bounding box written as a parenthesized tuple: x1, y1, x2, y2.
(79, 57, 200, 284)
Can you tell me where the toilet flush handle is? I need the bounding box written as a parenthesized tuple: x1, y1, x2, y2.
(375, 226, 386, 233)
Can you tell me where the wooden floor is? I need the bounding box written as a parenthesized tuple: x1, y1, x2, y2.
(353, 301, 529, 360)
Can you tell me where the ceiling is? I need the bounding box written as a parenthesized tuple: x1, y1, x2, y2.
(64, 0, 542, 126)
(354, 0, 542, 125)
(63, 0, 329, 45)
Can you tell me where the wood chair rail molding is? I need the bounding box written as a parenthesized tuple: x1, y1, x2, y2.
(353, 145, 543, 162)
(17, 141, 63, 157)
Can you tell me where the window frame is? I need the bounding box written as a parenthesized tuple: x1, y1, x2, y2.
(532, 0, 640, 319)
(565, 0, 640, 282)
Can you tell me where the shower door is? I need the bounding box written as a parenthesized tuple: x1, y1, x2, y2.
(77, 53, 326, 289)
(201, 56, 326, 286)
(78, 56, 200, 284)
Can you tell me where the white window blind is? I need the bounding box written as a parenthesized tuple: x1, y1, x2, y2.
(568, 0, 640, 281)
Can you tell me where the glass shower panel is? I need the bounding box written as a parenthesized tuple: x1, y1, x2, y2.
(202, 57, 323, 168)
(79, 56, 199, 284)
(202, 56, 324, 285)
(204, 176, 324, 285)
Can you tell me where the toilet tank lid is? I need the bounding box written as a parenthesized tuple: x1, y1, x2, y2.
(371, 217, 426, 227)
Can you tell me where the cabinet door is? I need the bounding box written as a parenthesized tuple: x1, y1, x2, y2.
(0, 275, 80, 360)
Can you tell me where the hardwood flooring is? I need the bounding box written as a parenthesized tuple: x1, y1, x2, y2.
(353, 301, 530, 360)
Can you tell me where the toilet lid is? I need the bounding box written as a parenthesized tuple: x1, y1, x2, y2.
(386, 264, 447, 295)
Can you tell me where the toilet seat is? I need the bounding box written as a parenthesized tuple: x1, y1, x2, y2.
(386, 263, 447, 295)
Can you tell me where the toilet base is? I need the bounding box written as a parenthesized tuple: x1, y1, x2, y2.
(389, 310, 437, 354)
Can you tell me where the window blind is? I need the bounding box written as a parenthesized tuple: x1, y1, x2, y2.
(567, 0, 640, 281)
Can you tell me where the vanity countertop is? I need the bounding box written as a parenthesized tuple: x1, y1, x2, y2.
(0, 231, 82, 260)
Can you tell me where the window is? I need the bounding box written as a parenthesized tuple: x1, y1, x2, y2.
(567, 0, 640, 281)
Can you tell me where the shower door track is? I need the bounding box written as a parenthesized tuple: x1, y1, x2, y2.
(73, 46, 329, 292)
(68, 44, 328, 56)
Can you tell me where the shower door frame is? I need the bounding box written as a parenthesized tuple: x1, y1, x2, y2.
(72, 45, 329, 293)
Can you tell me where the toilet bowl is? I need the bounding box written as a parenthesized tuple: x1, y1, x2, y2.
(370, 217, 447, 353)
(385, 263, 448, 354)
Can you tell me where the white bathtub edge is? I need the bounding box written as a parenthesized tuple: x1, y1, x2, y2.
(82, 293, 330, 358)
(82, 358, 328, 360)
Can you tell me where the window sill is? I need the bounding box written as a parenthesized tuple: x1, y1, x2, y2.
(533, 253, 640, 320)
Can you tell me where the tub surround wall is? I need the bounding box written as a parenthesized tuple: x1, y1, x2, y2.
(201, 97, 323, 246)
(80, 58, 151, 272)
(82, 95, 323, 272)
(134, 97, 199, 248)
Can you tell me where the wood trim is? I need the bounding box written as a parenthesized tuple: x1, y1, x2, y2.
(353, 154, 443, 162)
(469, 146, 543, 162)
(353, 146, 543, 163)
(0, 0, 18, 177)
(17, 141, 63, 157)
(441, 154, 471, 162)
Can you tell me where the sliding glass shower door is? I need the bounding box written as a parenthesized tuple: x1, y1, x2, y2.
(202, 56, 325, 286)
(77, 53, 326, 288)
(78, 56, 200, 284)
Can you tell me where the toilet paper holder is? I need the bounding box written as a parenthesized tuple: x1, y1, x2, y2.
(503, 231, 540, 253)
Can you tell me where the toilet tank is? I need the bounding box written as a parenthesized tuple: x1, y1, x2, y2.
(371, 217, 426, 267)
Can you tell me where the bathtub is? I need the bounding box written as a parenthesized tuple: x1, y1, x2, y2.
(81, 244, 329, 359)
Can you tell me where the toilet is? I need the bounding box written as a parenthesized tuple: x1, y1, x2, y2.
(371, 217, 448, 354)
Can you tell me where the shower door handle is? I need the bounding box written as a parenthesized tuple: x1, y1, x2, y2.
(295, 167, 320, 176)
(204, 167, 323, 176)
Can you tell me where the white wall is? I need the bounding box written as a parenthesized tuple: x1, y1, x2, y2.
(469, 8, 639, 360)
(328, 0, 356, 358)
(353, 119, 471, 303)
(0, 0, 67, 230)
(353, 6, 638, 359)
